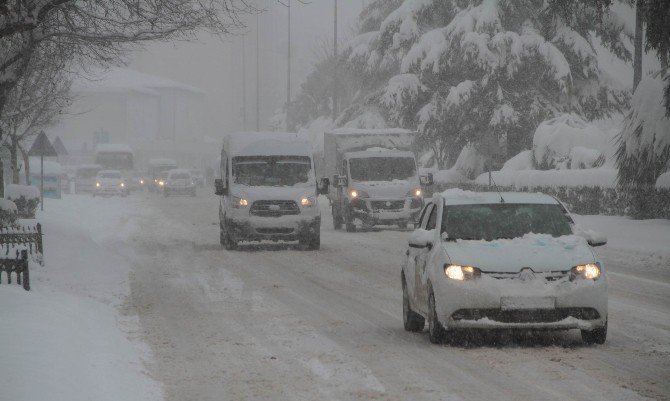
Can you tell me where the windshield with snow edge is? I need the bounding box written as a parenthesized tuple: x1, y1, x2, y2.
(232, 156, 311, 187)
(442, 203, 573, 241)
(349, 157, 415, 181)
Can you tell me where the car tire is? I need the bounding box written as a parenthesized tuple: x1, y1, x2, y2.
(428, 288, 447, 344)
(344, 203, 356, 232)
(581, 319, 607, 345)
(332, 205, 343, 230)
(220, 222, 237, 251)
(402, 274, 425, 332)
(301, 231, 320, 250)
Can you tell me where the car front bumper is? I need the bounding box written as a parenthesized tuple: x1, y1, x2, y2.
(434, 275, 608, 331)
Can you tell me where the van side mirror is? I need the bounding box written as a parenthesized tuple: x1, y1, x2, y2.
(420, 173, 434, 187)
(214, 179, 227, 196)
(336, 175, 348, 188)
(317, 178, 330, 195)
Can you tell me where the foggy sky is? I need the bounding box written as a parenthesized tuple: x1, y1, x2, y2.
(130, 0, 364, 138)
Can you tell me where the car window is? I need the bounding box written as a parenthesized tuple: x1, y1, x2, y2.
(426, 205, 438, 230)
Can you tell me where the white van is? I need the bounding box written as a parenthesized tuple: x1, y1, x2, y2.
(215, 132, 329, 250)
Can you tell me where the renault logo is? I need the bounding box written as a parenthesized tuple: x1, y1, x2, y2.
(519, 268, 535, 281)
(385, 201, 391, 207)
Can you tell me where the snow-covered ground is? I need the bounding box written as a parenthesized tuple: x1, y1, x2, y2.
(3, 192, 669, 400)
(0, 196, 164, 401)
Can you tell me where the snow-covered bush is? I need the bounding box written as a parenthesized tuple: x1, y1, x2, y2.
(532, 114, 606, 169)
(616, 71, 670, 188)
(5, 184, 40, 218)
(501, 150, 533, 171)
(451, 144, 486, 180)
(0, 199, 18, 226)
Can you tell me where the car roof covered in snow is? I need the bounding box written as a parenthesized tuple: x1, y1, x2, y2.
(224, 132, 312, 157)
(440, 189, 560, 206)
(328, 128, 415, 136)
(94, 144, 133, 154)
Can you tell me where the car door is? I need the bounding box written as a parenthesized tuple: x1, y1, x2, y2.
(406, 204, 433, 308)
(415, 203, 438, 313)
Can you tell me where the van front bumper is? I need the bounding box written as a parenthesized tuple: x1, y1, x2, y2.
(350, 197, 422, 224)
(226, 214, 320, 242)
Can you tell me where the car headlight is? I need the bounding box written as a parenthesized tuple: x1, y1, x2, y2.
(96, 182, 100, 187)
(407, 188, 422, 198)
(444, 264, 481, 281)
(140, 179, 144, 184)
(570, 263, 601, 281)
(300, 196, 316, 207)
(232, 196, 249, 208)
(120, 182, 125, 187)
(349, 189, 369, 199)
(159, 180, 164, 186)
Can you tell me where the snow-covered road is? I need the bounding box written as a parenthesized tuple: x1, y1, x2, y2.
(119, 193, 669, 401)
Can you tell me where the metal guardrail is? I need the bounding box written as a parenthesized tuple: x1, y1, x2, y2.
(0, 249, 29, 291)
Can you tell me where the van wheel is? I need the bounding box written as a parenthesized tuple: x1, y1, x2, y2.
(428, 288, 447, 344)
(344, 203, 356, 232)
(220, 223, 237, 251)
(332, 205, 342, 230)
(301, 231, 320, 250)
(582, 320, 607, 344)
(402, 274, 424, 332)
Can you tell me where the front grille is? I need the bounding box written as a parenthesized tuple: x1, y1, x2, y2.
(370, 200, 405, 210)
(451, 308, 600, 323)
(484, 270, 569, 281)
(250, 200, 300, 217)
(256, 227, 294, 234)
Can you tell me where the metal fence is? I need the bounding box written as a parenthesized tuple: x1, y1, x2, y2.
(0, 222, 42, 291)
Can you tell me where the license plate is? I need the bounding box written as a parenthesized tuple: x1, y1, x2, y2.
(501, 297, 556, 310)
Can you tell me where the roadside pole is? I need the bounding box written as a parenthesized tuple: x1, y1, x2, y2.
(28, 131, 57, 211)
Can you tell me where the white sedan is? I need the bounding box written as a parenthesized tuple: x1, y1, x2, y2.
(402, 190, 608, 344)
(93, 170, 127, 197)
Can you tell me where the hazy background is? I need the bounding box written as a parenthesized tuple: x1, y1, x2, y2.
(129, 0, 364, 138)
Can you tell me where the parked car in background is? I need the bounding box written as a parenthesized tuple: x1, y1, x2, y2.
(93, 170, 127, 197)
(74, 164, 103, 194)
(164, 169, 197, 197)
(402, 190, 608, 345)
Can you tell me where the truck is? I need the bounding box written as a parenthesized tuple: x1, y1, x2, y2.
(215, 132, 329, 250)
(323, 128, 432, 232)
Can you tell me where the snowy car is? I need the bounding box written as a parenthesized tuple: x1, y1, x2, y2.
(402, 190, 608, 345)
(215, 132, 329, 250)
(163, 169, 196, 197)
(93, 170, 127, 197)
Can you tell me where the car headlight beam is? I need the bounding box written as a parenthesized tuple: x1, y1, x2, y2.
(444, 264, 481, 280)
(570, 263, 601, 281)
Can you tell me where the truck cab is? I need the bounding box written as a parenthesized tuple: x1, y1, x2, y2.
(324, 129, 432, 232)
(215, 132, 328, 250)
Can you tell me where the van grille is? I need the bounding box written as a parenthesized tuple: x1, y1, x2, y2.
(250, 200, 300, 217)
(370, 200, 405, 210)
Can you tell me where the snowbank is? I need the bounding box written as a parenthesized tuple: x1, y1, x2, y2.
(656, 171, 670, 189)
(0, 196, 164, 401)
(0, 198, 18, 212)
(532, 114, 606, 169)
(5, 184, 40, 200)
(501, 150, 533, 171)
(474, 168, 618, 188)
(432, 169, 469, 185)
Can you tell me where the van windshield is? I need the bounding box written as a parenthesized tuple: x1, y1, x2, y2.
(232, 156, 311, 187)
(349, 157, 415, 181)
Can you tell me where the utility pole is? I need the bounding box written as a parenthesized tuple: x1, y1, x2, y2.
(332, 0, 338, 120)
(243, 35, 248, 131)
(287, 0, 291, 109)
(256, 11, 261, 131)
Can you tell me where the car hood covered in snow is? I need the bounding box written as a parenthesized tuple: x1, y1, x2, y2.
(443, 234, 596, 273)
(351, 179, 417, 199)
(232, 185, 315, 202)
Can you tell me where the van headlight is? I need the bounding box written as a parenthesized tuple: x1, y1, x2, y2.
(407, 188, 422, 198)
(120, 182, 125, 187)
(232, 196, 248, 208)
(349, 189, 369, 199)
(570, 263, 601, 281)
(300, 196, 316, 207)
(444, 264, 481, 281)
(96, 182, 100, 188)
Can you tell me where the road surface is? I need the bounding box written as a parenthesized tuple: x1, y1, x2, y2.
(118, 193, 669, 401)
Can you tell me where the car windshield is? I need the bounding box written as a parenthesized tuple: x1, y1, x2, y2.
(100, 172, 121, 179)
(232, 156, 311, 187)
(170, 173, 190, 179)
(349, 157, 415, 181)
(442, 203, 573, 241)
(95, 152, 133, 170)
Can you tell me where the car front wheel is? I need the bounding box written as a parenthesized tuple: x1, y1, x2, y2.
(402, 274, 424, 332)
(428, 287, 447, 344)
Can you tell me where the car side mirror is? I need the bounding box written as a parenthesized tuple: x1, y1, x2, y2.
(420, 173, 434, 187)
(575, 225, 607, 247)
(408, 230, 434, 250)
(214, 179, 227, 196)
(317, 178, 330, 195)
